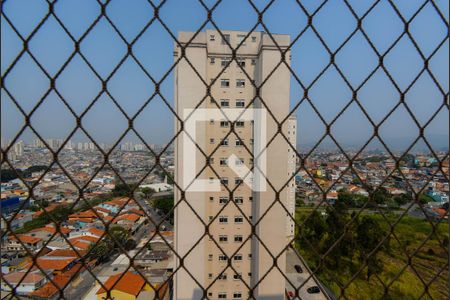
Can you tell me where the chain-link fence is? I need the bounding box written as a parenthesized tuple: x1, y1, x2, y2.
(1, 0, 449, 299)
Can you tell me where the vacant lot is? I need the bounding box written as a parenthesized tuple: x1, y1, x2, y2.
(295, 208, 448, 299)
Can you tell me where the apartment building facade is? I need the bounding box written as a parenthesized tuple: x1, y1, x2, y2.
(174, 30, 293, 300)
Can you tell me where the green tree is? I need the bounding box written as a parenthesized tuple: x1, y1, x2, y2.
(77, 194, 112, 212)
(372, 187, 390, 205)
(107, 225, 130, 248)
(141, 187, 156, 199)
(321, 200, 355, 270)
(295, 197, 305, 207)
(88, 240, 111, 262)
(393, 194, 411, 207)
(418, 193, 433, 205)
(112, 182, 138, 197)
(338, 189, 354, 207)
(356, 216, 386, 280)
(302, 210, 327, 244)
(16, 205, 72, 233)
(153, 197, 174, 215)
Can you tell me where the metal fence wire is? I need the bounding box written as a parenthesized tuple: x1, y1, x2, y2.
(1, 0, 449, 299)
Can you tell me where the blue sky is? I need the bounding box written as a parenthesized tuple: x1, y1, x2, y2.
(1, 0, 449, 152)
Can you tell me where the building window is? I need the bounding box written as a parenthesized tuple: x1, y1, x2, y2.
(235, 158, 244, 165)
(210, 34, 215, 41)
(251, 36, 257, 42)
(220, 158, 228, 166)
(234, 197, 243, 205)
(208, 254, 213, 261)
(218, 293, 227, 299)
(233, 273, 242, 280)
(234, 215, 243, 223)
(222, 34, 230, 45)
(210, 57, 215, 64)
(236, 100, 245, 108)
(210, 138, 215, 144)
(208, 273, 213, 279)
(219, 197, 229, 204)
(251, 58, 256, 65)
(219, 255, 228, 261)
(249, 196, 253, 201)
(234, 254, 243, 261)
(235, 177, 243, 185)
(237, 34, 246, 45)
(236, 79, 245, 88)
(221, 79, 230, 88)
(218, 273, 227, 280)
(221, 57, 231, 67)
(221, 177, 229, 185)
(209, 196, 214, 201)
(237, 58, 245, 67)
(233, 292, 242, 299)
(220, 99, 230, 107)
(235, 121, 244, 128)
(248, 253, 252, 259)
(234, 235, 243, 242)
(208, 157, 214, 164)
(220, 120, 230, 127)
(220, 139, 229, 146)
(235, 139, 244, 147)
(219, 216, 228, 224)
(219, 235, 228, 243)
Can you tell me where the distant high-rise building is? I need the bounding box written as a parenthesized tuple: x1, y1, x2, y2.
(34, 139, 45, 148)
(286, 116, 297, 241)
(13, 141, 24, 157)
(47, 139, 63, 150)
(64, 140, 73, 150)
(174, 30, 292, 300)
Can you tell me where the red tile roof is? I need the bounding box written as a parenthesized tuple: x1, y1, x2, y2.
(2, 271, 45, 285)
(45, 249, 87, 258)
(87, 228, 105, 237)
(30, 274, 71, 298)
(96, 271, 147, 296)
(9, 234, 42, 245)
(29, 226, 71, 235)
(35, 257, 76, 271)
(69, 235, 99, 244)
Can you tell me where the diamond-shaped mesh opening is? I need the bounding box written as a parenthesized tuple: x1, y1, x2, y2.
(1, 0, 448, 299)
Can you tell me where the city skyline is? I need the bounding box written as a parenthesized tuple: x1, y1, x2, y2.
(2, 1, 448, 150)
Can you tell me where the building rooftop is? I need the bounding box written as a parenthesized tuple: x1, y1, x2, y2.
(96, 271, 147, 296)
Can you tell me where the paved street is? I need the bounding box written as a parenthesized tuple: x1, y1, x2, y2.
(286, 248, 328, 300)
(65, 252, 120, 299)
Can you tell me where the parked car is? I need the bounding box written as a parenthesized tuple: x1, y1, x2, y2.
(307, 286, 320, 294)
(294, 264, 303, 273)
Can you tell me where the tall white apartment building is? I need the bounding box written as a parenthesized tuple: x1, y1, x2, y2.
(174, 30, 293, 300)
(286, 116, 297, 242)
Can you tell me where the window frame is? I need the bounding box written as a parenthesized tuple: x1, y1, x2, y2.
(221, 79, 230, 88)
(236, 79, 245, 88)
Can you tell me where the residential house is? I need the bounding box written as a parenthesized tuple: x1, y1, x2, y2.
(1, 271, 47, 294)
(96, 271, 153, 300)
